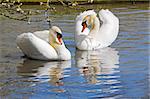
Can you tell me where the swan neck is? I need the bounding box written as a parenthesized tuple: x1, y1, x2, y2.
(50, 41, 69, 59)
(53, 44, 70, 60)
(89, 17, 100, 36)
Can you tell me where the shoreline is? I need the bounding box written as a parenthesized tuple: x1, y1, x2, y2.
(2, 0, 149, 5)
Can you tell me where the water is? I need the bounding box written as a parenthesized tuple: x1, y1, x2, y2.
(0, 3, 149, 98)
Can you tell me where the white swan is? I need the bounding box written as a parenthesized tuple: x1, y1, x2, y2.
(75, 9, 119, 50)
(16, 26, 71, 61)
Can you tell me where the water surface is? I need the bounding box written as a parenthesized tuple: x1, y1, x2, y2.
(0, 3, 149, 98)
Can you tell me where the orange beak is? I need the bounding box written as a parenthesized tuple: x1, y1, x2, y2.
(57, 32, 63, 45)
(81, 21, 87, 32)
(58, 38, 62, 45)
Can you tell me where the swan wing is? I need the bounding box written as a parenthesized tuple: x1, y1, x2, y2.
(33, 30, 49, 42)
(97, 9, 119, 48)
(16, 33, 58, 60)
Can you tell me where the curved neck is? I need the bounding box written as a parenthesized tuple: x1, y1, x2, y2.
(49, 36, 65, 49)
(88, 16, 100, 37)
(53, 44, 70, 60)
(49, 35, 69, 59)
(49, 33, 65, 50)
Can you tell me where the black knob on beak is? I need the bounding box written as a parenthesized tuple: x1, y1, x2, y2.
(57, 32, 62, 38)
(82, 21, 87, 27)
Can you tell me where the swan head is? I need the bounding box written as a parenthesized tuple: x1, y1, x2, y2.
(49, 26, 63, 45)
(81, 15, 96, 32)
(49, 26, 71, 60)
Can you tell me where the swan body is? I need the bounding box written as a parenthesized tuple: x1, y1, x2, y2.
(16, 26, 71, 61)
(75, 9, 119, 50)
(33, 30, 49, 42)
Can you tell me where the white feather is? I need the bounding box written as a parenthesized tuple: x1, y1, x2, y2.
(16, 26, 71, 60)
(75, 9, 119, 50)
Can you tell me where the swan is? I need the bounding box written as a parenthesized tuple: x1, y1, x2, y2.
(16, 26, 71, 61)
(75, 9, 119, 50)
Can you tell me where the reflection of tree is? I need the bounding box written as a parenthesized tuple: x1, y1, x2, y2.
(75, 47, 119, 84)
(0, 60, 38, 98)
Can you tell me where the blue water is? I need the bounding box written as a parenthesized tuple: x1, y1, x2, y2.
(0, 3, 149, 99)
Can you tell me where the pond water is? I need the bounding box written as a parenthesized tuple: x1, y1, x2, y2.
(0, 3, 149, 98)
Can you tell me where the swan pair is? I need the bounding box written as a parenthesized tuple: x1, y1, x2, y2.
(16, 9, 119, 61)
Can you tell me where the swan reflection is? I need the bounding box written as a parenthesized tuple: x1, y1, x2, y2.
(75, 47, 119, 84)
(18, 60, 71, 86)
(36, 61, 71, 86)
